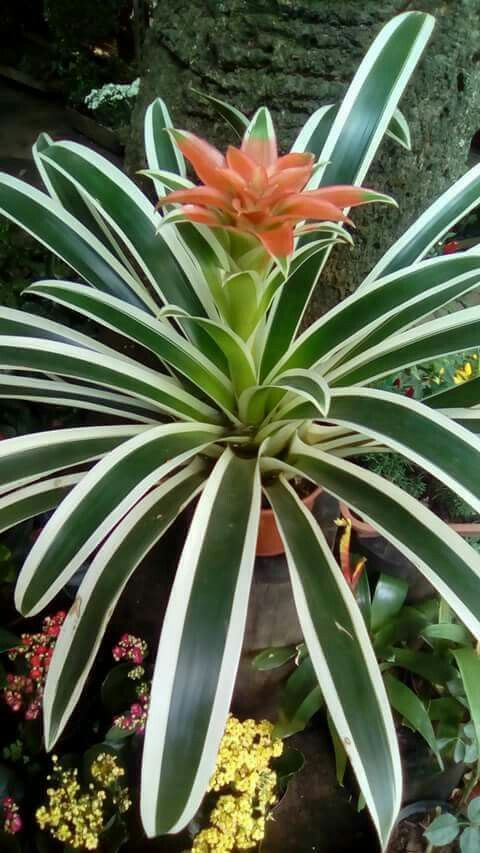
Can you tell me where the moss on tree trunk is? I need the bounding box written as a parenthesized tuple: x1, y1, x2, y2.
(127, 0, 480, 317)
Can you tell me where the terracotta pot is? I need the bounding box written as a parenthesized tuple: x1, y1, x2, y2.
(256, 486, 323, 557)
(339, 502, 480, 540)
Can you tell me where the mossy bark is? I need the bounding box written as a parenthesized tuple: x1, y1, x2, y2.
(127, 0, 480, 317)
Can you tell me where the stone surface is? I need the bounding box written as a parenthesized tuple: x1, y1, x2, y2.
(0, 76, 121, 183)
(127, 0, 480, 317)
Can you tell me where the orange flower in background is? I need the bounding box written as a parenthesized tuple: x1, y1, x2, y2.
(158, 107, 394, 263)
(335, 517, 366, 591)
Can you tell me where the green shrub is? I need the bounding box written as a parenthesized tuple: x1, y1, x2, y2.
(355, 453, 427, 500)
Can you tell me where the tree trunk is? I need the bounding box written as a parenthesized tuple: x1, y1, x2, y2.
(127, 0, 480, 317)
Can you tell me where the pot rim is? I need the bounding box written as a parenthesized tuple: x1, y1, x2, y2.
(339, 502, 480, 538)
(261, 484, 323, 518)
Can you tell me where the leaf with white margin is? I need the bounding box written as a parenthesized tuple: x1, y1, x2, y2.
(0, 336, 221, 424)
(0, 424, 143, 497)
(0, 473, 82, 534)
(266, 476, 401, 849)
(141, 448, 260, 837)
(15, 422, 223, 615)
(327, 387, 480, 515)
(44, 460, 207, 748)
(363, 164, 480, 287)
(0, 172, 154, 311)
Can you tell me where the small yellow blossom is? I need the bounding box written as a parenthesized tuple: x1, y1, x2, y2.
(127, 665, 145, 681)
(91, 753, 125, 787)
(36, 753, 131, 849)
(192, 716, 283, 852)
(454, 360, 473, 384)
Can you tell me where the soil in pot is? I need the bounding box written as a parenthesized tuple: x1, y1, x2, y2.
(261, 724, 377, 852)
(399, 729, 466, 806)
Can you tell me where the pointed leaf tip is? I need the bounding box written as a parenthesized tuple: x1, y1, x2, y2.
(362, 190, 399, 208)
(242, 107, 277, 168)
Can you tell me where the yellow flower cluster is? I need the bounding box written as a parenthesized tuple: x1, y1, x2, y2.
(454, 354, 478, 384)
(192, 716, 283, 853)
(36, 753, 130, 850)
(36, 757, 106, 850)
(91, 753, 131, 814)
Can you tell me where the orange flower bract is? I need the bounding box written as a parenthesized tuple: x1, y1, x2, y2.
(158, 107, 392, 262)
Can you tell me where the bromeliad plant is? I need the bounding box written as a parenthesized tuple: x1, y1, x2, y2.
(2, 11, 480, 850)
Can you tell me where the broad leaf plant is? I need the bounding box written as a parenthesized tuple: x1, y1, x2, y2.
(0, 12, 480, 849)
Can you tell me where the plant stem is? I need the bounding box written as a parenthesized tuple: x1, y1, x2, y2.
(459, 759, 480, 811)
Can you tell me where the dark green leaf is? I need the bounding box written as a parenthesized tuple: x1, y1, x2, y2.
(429, 698, 466, 724)
(251, 646, 297, 671)
(101, 664, 138, 715)
(105, 725, 133, 744)
(0, 627, 20, 653)
(353, 569, 371, 628)
(41, 144, 206, 317)
(101, 813, 129, 853)
(374, 609, 429, 654)
(191, 89, 248, 137)
(384, 673, 442, 767)
(453, 648, 480, 777)
(44, 462, 207, 749)
(371, 574, 408, 632)
(423, 623, 471, 644)
(271, 747, 305, 785)
(274, 656, 323, 739)
(390, 648, 457, 684)
(267, 477, 401, 844)
(0, 174, 149, 309)
(142, 451, 260, 836)
(327, 712, 348, 786)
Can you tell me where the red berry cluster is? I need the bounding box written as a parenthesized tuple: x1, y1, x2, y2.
(1, 796, 22, 834)
(112, 633, 148, 666)
(3, 611, 66, 720)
